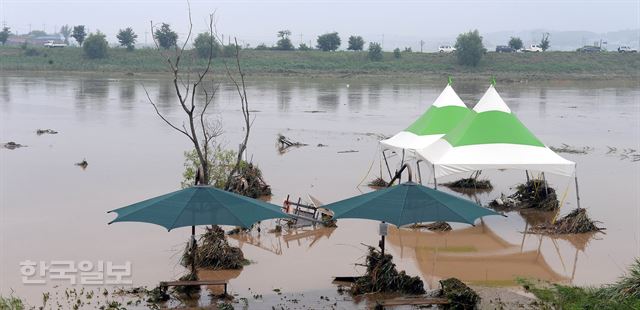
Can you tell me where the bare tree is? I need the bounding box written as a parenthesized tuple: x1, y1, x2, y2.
(143, 6, 250, 187)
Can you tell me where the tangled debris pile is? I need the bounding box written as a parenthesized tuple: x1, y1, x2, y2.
(409, 221, 453, 232)
(181, 226, 248, 270)
(3, 142, 26, 150)
(277, 134, 307, 153)
(439, 278, 480, 309)
(490, 179, 558, 211)
(443, 178, 492, 191)
(227, 163, 272, 198)
(549, 143, 591, 154)
(36, 129, 58, 135)
(530, 208, 604, 234)
(368, 177, 389, 188)
(351, 247, 425, 295)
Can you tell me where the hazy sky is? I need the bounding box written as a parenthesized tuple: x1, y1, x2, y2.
(1, 0, 638, 46)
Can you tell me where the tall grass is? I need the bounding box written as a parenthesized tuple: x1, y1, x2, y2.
(1, 46, 638, 78)
(519, 258, 640, 309)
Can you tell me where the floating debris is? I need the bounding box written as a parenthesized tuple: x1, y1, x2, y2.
(277, 134, 308, 153)
(350, 246, 425, 295)
(317, 143, 328, 147)
(439, 278, 480, 309)
(490, 179, 559, 211)
(368, 177, 389, 188)
(75, 159, 88, 169)
(182, 226, 248, 270)
(529, 208, 605, 234)
(337, 150, 358, 154)
(3, 142, 26, 150)
(36, 129, 59, 135)
(410, 221, 453, 232)
(549, 143, 591, 154)
(443, 178, 493, 190)
(227, 163, 271, 198)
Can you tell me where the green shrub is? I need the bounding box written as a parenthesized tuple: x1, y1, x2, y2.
(83, 32, 109, 59)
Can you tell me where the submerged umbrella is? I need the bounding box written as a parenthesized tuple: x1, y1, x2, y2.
(108, 185, 289, 273)
(323, 181, 502, 253)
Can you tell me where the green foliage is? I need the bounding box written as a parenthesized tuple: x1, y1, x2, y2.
(116, 27, 137, 51)
(540, 33, 551, 51)
(182, 147, 237, 189)
(83, 32, 108, 59)
(368, 42, 383, 61)
(455, 29, 485, 66)
(222, 44, 241, 57)
(254, 43, 268, 50)
(404, 47, 412, 52)
(154, 23, 177, 49)
(518, 259, 640, 309)
(71, 25, 86, 46)
(0, 27, 10, 45)
(60, 25, 71, 44)
(275, 30, 294, 50)
(347, 35, 364, 51)
(298, 43, 310, 51)
(316, 32, 341, 51)
(193, 32, 220, 58)
(0, 294, 24, 310)
(393, 48, 401, 59)
(508, 37, 523, 50)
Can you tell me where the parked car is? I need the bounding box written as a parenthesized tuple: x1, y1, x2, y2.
(577, 46, 602, 53)
(43, 40, 67, 48)
(618, 46, 637, 53)
(438, 45, 456, 53)
(495, 45, 515, 53)
(523, 44, 542, 52)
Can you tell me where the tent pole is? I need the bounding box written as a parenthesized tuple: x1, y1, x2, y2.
(400, 150, 405, 182)
(382, 150, 393, 179)
(432, 164, 438, 190)
(574, 167, 582, 209)
(416, 160, 423, 185)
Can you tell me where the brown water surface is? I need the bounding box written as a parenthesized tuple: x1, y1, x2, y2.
(1, 73, 638, 308)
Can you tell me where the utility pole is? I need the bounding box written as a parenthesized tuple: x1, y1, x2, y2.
(420, 40, 424, 53)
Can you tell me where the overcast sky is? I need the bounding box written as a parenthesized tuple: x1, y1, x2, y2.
(1, 0, 638, 47)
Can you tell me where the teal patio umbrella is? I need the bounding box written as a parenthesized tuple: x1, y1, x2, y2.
(323, 181, 502, 253)
(108, 185, 289, 272)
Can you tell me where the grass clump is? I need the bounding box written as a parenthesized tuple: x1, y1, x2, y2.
(351, 246, 425, 295)
(443, 178, 492, 190)
(367, 177, 389, 188)
(410, 221, 452, 231)
(530, 208, 604, 234)
(0, 294, 24, 310)
(519, 259, 640, 308)
(439, 278, 480, 309)
(181, 226, 249, 270)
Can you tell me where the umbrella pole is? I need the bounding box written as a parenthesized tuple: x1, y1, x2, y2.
(191, 225, 196, 275)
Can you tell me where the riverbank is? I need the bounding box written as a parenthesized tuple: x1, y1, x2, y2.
(1, 46, 639, 80)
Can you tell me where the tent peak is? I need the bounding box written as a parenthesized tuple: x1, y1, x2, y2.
(432, 84, 466, 108)
(473, 85, 511, 113)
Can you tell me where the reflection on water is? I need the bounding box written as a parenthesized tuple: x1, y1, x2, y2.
(1, 74, 638, 306)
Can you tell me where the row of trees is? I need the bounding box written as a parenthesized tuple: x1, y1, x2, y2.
(507, 33, 550, 51)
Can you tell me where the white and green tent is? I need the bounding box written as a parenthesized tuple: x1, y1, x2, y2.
(380, 84, 472, 152)
(416, 85, 575, 179)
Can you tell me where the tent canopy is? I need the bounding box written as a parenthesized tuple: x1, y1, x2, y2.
(417, 85, 575, 178)
(380, 84, 472, 152)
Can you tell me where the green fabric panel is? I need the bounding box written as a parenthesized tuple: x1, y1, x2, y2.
(405, 106, 472, 135)
(444, 111, 545, 147)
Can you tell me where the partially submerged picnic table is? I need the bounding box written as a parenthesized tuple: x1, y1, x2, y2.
(159, 279, 228, 295)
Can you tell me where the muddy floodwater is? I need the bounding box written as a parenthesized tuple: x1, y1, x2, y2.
(1, 73, 639, 308)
